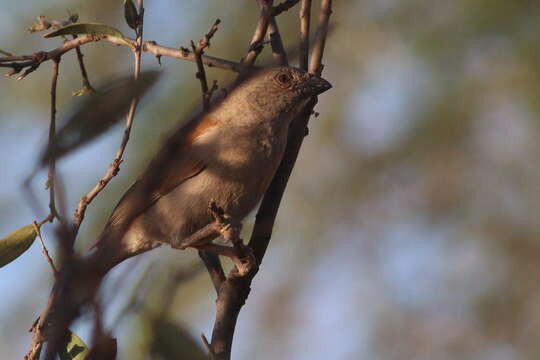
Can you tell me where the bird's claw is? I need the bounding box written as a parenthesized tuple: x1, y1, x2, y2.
(230, 245, 257, 277)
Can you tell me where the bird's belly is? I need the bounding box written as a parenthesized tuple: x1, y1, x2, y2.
(137, 139, 284, 244)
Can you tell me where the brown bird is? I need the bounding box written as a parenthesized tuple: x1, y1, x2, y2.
(87, 66, 331, 275)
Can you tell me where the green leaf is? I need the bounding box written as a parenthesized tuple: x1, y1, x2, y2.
(40, 70, 162, 165)
(0, 225, 37, 268)
(124, 0, 139, 30)
(58, 332, 89, 360)
(43, 23, 127, 43)
(0, 48, 12, 56)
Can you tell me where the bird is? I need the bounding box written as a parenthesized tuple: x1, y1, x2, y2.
(86, 66, 331, 276)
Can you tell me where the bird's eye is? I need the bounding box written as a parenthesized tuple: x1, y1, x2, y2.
(276, 72, 293, 86)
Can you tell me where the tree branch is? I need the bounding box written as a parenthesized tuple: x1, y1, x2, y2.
(0, 34, 242, 77)
(73, 40, 94, 93)
(33, 221, 58, 278)
(309, 0, 332, 75)
(47, 57, 61, 221)
(268, 17, 288, 66)
(190, 19, 221, 111)
(207, 1, 331, 358)
(241, 0, 273, 67)
(298, 0, 311, 70)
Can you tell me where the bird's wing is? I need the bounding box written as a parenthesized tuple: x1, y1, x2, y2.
(98, 114, 218, 240)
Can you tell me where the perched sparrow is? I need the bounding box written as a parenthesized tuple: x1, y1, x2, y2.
(88, 66, 331, 275)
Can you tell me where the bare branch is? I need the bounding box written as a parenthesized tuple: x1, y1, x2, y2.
(309, 0, 332, 75)
(198, 18, 221, 50)
(199, 251, 226, 293)
(268, 18, 288, 66)
(241, 0, 273, 67)
(47, 57, 61, 222)
(0, 34, 242, 77)
(299, 0, 312, 70)
(73, 41, 94, 93)
(143, 40, 241, 72)
(33, 221, 58, 278)
(190, 19, 221, 111)
(73, 7, 145, 230)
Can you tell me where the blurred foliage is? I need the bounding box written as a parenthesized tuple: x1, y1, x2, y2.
(2, 0, 540, 359)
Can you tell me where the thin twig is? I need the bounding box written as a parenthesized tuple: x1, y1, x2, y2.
(309, 0, 332, 75)
(47, 57, 61, 221)
(299, 0, 311, 70)
(0, 34, 242, 76)
(190, 19, 220, 110)
(268, 17, 288, 66)
(73, 7, 145, 230)
(191, 43, 211, 110)
(73, 38, 94, 92)
(241, 0, 273, 67)
(199, 18, 221, 50)
(25, 57, 64, 360)
(32, 221, 58, 277)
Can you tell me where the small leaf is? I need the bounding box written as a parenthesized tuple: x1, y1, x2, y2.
(0, 48, 13, 56)
(58, 332, 89, 360)
(40, 70, 162, 165)
(43, 23, 127, 43)
(0, 225, 37, 268)
(124, 0, 139, 30)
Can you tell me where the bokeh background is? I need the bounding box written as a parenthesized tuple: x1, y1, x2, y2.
(2, 0, 540, 359)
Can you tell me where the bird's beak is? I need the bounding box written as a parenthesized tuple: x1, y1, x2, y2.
(306, 74, 332, 96)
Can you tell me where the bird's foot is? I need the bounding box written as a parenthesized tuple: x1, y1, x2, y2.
(174, 200, 255, 276)
(208, 200, 242, 245)
(172, 200, 243, 250)
(230, 243, 257, 277)
(172, 222, 220, 250)
(194, 242, 257, 277)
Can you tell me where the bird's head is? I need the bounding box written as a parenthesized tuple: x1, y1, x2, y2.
(242, 66, 332, 118)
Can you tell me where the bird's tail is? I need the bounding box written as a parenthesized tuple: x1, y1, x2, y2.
(83, 228, 161, 278)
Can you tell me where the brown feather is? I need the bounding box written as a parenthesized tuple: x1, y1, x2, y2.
(94, 114, 217, 248)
